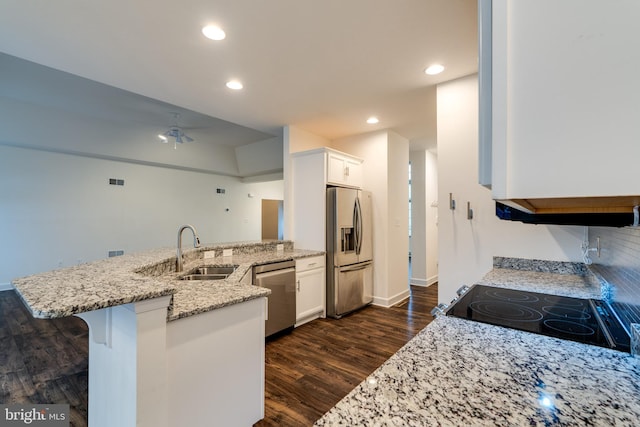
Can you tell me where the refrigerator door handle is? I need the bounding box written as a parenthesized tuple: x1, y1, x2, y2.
(339, 261, 372, 272)
(354, 196, 362, 255)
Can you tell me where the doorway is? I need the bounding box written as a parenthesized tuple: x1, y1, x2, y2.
(261, 199, 284, 240)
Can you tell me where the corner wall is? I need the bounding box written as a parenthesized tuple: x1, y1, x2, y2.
(0, 145, 283, 284)
(410, 149, 438, 287)
(333, 130, 409, 306)
(437, 74, 584, 304)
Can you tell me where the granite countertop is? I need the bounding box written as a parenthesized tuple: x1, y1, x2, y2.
(11, 241, 324, 321)
(166, 249, 323, 321)
(315, 258, 640, 426)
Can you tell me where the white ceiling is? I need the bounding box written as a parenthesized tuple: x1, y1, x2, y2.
(0, 0, 478, 151)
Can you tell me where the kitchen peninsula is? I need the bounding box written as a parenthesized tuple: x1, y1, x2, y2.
(316, 258, 640, 426)
(12, 241, 323, 427)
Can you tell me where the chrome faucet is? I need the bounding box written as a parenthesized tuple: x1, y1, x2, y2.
(176, 224, 201, 272)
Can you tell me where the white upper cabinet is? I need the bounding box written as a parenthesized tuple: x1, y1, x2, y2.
(291, 147, 364, 251)
(481, 0, 640, 213)
(327, 150, 364, 189)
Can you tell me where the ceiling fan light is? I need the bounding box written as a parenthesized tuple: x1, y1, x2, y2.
(158, 134, 168, 143)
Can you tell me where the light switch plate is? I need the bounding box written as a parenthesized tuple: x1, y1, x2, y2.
(276, 244, 284, 252)
(204, 251, 216, 259)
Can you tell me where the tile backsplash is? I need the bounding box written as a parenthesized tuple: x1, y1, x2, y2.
(588, 226, 640, 332)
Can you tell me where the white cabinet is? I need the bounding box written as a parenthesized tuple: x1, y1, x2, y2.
(291, 147, 364, 251)
(327, 151, 363, 189)
(482, 0, 640, 213)
(295, 256, 325, 326)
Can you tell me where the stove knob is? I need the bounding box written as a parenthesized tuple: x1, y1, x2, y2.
(456, 284, 470, 296)
(430, 303, 449, 317)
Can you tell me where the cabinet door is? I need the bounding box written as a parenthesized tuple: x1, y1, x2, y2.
(327, 152, 363, 188)
(327, 152, 347, 186)
(344, 159, 363, 189)
(295, 268, 325, 325)
(488, 0, 640, 202)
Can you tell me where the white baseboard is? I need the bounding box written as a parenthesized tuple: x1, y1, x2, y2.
(372, 288, 411, 308)
(0, 283, 14, 291)
(410, 275, 438, 287)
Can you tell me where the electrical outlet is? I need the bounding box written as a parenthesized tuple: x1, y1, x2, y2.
(204, 251, 216, 259)
(222, 249, 233, 257)
(276, 244, 284, 252)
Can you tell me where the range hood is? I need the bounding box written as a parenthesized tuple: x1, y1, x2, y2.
(496, 201, 637, 227)
(500, 196, 640, 215)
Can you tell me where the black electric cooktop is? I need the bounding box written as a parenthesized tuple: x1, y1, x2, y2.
(446, 285, 630, 352)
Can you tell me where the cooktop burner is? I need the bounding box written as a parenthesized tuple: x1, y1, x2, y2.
(446, 285, 630, 352)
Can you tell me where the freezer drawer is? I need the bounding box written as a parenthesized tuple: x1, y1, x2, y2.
(328, 261, 373, 318)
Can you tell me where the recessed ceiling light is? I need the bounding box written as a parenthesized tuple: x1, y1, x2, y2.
(366, 116, 379, 124)
(202, 25, 226, 41)
(226, 80, 243, 90)
(425, 64, 445, 75)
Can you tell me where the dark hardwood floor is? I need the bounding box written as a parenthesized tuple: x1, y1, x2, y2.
(256, 283, 438, 426)
(0, 290, 89, 427)
(0, 283, 437, 427)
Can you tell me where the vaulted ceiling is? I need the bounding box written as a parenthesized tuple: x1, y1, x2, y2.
(0, 0, 477, 151)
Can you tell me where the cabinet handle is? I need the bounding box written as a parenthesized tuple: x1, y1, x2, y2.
(345, 166, 350, 177)
(297, 280, 300, 291)
(307, 262, 317, 267)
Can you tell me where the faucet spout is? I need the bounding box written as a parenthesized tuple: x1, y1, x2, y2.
(176, 224, 201, 272)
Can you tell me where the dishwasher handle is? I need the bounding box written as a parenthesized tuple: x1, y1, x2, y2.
(254, 267, 295, 281)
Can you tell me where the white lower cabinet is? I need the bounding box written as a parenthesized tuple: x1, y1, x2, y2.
(295, 256, 325, 326)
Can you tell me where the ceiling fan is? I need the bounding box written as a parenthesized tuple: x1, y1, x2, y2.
(158, 113, 194, 148)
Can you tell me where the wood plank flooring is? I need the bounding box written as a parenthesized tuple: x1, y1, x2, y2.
(0, 290, 89, 427)
(255, 283, 438, 426)
(0, 283, 437, 427)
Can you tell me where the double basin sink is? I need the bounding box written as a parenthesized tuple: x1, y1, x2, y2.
(180, 266, 237, 281)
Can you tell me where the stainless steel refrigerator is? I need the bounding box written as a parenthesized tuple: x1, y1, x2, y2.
(326, 187, 373, 318)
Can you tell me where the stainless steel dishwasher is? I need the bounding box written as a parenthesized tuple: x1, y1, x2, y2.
(253, 260, 296, 337)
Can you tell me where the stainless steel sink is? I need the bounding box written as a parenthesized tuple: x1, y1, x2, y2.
(192, 266, 236, 276)
(181, 274, 228, 281)
(179, 266, 237, 281)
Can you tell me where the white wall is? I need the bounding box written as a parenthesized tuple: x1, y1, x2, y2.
(333, 130, 409, 306)
(409, 151, 426, 283)
(409, 149, 439, 287)
(425, 150, 439, 284)
(0, 145, 283, 284)
(283, 125, 331, 241)
(437, 74, 584, 304)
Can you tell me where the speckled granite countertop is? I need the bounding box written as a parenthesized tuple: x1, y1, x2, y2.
(315, 257, 640, 426)
(11, 241, 324, 321)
